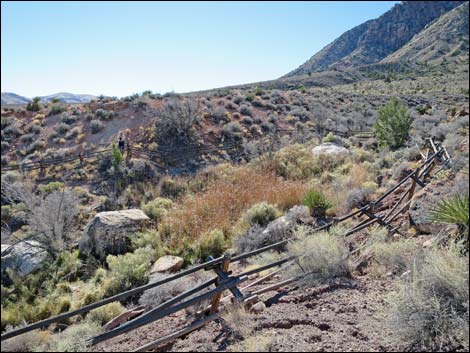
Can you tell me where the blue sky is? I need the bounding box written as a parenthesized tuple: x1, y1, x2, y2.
(1, 1, 398, 98)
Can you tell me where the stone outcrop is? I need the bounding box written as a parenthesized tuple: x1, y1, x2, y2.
(1, 240, 51, 281)
(79, 209, 150, 260)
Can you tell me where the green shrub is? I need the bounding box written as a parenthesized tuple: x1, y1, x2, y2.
(39, 181, 64, 195)
(26, 97, 41, 112)
(90, 120, 104, 134)
(141, 197, 173, 222)
(302, 190, 333, 216)
(110, 142, 123, 170)
(195, 229, 226, 261)
(322, 132, 338, 143)
(131, 230, 164, 259)
(387, 246, 469, 351)
(104, 247, 154, 296)
(87, 302, 125, 325)
(48, 104, 66, 116)
(160, 178, 187, 199)
(243, 202, 281, 227)
(373, 97, 413, 149)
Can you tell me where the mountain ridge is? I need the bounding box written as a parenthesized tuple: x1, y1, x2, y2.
(284, 1, 466, 77)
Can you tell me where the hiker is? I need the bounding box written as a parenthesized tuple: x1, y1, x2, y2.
(118, 133, 125, 153)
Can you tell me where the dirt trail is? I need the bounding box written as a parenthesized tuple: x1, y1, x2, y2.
(95, 276, 397, 352)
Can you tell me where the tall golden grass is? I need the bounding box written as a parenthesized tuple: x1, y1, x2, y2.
(160, 165, 308, 246)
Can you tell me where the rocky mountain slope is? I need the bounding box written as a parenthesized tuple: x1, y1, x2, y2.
(1, 92, 31, 105)
(381, 1, 469, 65)
(285, 1, 466, 77)
(1, 92, 97, 105)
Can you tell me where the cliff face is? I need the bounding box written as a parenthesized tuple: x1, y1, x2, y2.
(285, 1, 465, 77)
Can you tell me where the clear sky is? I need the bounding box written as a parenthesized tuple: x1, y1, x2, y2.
(1, 1, 398, 98)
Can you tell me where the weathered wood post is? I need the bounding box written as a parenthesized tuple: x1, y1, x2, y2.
(210, 253, 232, 314)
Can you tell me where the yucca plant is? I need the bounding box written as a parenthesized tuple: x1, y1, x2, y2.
(303, 190, 333, 217)
(429, 193, 469, 228)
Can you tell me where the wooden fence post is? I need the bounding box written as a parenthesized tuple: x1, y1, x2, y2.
(210, 253, 232, 314)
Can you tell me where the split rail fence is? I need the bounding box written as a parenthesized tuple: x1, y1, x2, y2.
(0, 137, 452, 352)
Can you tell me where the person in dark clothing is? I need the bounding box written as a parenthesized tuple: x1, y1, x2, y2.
(118, 133, 125, 153)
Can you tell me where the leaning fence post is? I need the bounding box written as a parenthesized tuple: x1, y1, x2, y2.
(210, 253, 232, 314)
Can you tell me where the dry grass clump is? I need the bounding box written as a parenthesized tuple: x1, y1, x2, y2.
(35, 321, 101, 352)
(366, 227, 421, 275)
(0, 329, 50, 352)
(228, 332, 277, 352)
(160, 165, 307, 246)
(386, 244, 469, 351)
(286, 226, 351, 285)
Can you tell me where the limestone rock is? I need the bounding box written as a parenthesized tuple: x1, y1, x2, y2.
(1, 241, 51, 280)
(312, 143, 350, 156)
(250, 301, 266, 314)
(151, 255, 184, 274)
(79, 209, 150, 260)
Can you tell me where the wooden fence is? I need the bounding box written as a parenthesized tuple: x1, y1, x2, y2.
(0, 137, 452, 352)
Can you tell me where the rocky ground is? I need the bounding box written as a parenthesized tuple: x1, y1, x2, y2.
(94, 273, 397, 352)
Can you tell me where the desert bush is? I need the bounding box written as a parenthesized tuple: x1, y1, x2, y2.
(87, 302, 125, 325)
(65, 126, 81, 140)
(55, 122, 70, 135)
(261, 122, 275, 132)
(95, 109, 113, 121)
(25, 140, 46, 154)
(61, 113, 78, 125)
(19, 133, 34, 145)
(141, 197, 173, 222)
(255, 144, 317, 180)
(26, 97, 41, 112)
(90, 120, 104, 134)
(28, 123, 42, 135)
(286, 227, 351, 285)
(346, 187, 374, 210)
(223, 121, 243, 138)
(195, 229, 227, 260)
(239, 105, 253, 117)
(241, 116, 254, 125)
(155, 98, 200, 143)
(139, 270, 210, 309)
(323, 132, 339, 143)
(387, 246, 469, 351)
(0, 329, 49, 352)
(374, 97, 413, 149)
(242, 202, 281, 227)
(104, 247, 154, 296)
(131, 230, 164, 259)
(48, 104, 66, 116)
(37, 321, 101, 352)
(370, 237, 421, 275)
(160, 178, 187, 199)
(212, 106, 229, 123)
(267, 114, 278, 124)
